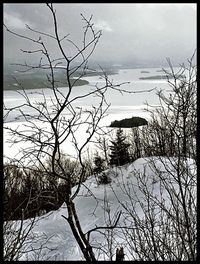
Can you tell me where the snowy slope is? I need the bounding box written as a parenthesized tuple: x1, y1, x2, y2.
(12, 157, 196, 261)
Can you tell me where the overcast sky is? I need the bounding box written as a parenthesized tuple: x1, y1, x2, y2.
(3, 3, 196, 67)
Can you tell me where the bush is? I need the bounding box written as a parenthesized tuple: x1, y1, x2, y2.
(97, 172, 112, 185)
(3, 155, 92, 221)
(93, 153, 105, 175)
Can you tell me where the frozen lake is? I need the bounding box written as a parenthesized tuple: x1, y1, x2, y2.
(4, 67, 174, 161)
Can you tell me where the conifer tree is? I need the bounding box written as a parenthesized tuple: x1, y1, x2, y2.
(109, 128, 130, 166)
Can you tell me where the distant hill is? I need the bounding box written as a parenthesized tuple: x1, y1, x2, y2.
(3, 76, 89, 90)
(3, 64, 117, 90)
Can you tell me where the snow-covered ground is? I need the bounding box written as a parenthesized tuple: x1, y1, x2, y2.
(7, 156, 196, 261)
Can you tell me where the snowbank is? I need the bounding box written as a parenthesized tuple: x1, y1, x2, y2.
(9, 156, 196, 261)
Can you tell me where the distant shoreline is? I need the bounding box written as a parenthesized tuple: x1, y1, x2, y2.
(139, 74, 185, 80)
(3, 78, 89, 91)
(3, 69, 118, 91)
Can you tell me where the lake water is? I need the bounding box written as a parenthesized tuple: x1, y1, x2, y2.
(3, 67, 175, 161)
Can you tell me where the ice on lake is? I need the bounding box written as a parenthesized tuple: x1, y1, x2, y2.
(3, 67, 174, 161)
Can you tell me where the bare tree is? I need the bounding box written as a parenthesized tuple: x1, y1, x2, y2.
(4, 215, 35, 261)
(143, 54, 196, 159)
(3, 161, 62, 260)
(108, 55, 197, 260)
(95, 135, 112, 167)
(126, 53, 196, 162)
(113, 155, 197, 260)
(3, 3, 138, 261)
(128, 127, 142, 160)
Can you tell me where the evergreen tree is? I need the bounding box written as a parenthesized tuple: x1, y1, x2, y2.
(109, 128, 130, 166)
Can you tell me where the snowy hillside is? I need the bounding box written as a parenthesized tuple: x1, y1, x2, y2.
(8, 156, 196, 261)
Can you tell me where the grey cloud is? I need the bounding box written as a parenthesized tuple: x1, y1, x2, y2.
(4, 3, 196, 66)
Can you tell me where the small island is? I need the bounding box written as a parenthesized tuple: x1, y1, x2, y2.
(140, 70, 150, 73)
(139, 74, 186, 80)
(110, 116, 148, 128)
